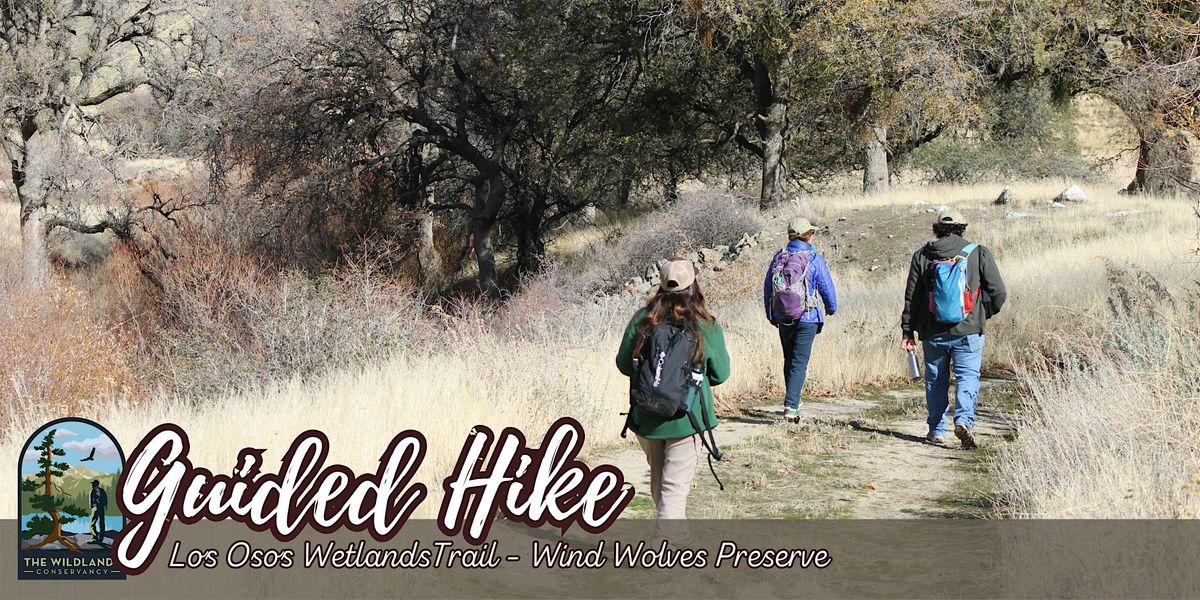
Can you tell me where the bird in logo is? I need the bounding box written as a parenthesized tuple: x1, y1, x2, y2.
(80, 447, 96, 462)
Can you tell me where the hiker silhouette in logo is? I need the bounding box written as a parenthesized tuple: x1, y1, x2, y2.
(89, 479, 107, 545)
(617, 257, 730, 531)
(764, 218, 838, 423)
(901, 209, 1007, 449)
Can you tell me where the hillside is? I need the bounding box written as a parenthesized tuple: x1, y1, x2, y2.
(20, 465, 120, 515)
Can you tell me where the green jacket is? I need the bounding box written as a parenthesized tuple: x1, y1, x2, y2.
(615, 311, 731, 440)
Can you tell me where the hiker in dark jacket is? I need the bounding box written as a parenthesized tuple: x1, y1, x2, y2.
(89, 479, 107, 544)
(764, 218, 838, 423)
(617, 258, 731, 524)
(901, 209, 1006, 449)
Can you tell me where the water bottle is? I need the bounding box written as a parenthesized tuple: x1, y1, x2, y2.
(906, 350, 922, 381)
(689, 364, 705, 387)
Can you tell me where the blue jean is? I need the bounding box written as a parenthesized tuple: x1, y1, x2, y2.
(779, 322, 819, 410)
(923, 334, 984, 436)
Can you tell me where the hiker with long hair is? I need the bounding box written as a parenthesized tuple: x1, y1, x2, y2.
(617, 258, 730, 524)
(765, 218, 838, 423)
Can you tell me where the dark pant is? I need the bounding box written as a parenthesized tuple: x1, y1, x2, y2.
(778, 321, 819, 410)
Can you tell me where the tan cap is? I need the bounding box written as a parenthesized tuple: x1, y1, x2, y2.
(934, 208, 967, 226)
(659, 258, 697, 292)
(787, 217, 815, 236)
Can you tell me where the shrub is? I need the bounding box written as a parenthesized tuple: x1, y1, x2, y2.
(908, 82, 1100, 184)
(137, 231, 431, 399)
(908, 138, 1099, 184)
(613, 191, 763, 281)
(995, 265, 1200, 517)
(497, 260, 639, 347)
(0, 274, 138, 430)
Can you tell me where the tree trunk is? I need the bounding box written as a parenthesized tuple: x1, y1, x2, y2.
(514, 217, 545, 276)
(755, 58, 791, 210)
(513, 190, 548, 276)
(618, 168, 634, 209)
(416, 211, 443, 291)
(863, 124, 890, 195)
(20, 201, 49, 290)
(664, 164, 680, 203)
(1127, 128, 1192, 195)
(472, 216, 499, 298)
(11, 127, 50, 289)
(471, 173, 506, 298)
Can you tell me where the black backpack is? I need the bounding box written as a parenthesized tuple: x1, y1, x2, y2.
(621, 322, 725, 488)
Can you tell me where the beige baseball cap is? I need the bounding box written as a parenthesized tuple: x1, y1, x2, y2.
(787, 217, 815, 236)
(659, 258, 697, 292)
(934, 208, 967, 226)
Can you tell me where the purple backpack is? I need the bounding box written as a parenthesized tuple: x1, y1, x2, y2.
(771, 248, 820, 319)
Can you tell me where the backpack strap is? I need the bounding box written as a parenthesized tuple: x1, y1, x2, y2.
(683, 365, 725, 491)
(958, 243, 978, 260)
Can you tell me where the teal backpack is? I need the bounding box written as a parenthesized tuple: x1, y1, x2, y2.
(928, 243, 979, 324)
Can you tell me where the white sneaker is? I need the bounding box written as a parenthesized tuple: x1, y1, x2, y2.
(783, 407, 800, 423)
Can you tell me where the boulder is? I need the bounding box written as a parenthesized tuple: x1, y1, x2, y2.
(645, 264, 658, 280)
(700, 247, 723, 265)
(684, 251, 700, 265)
(1048, 201, 1067, 209)
(994, 187, 1012, 205)
(1004, 211, 1033, 219)
(735, 233, 758, 250)
(715, 244, 730, 255)
(1055, 185, 1086, 203)
(578, 205, 600, 224)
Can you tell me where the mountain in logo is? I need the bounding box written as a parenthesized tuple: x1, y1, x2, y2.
(20, 465, 121, 516)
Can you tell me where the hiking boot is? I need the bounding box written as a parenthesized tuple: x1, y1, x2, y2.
(954, 424, 978, 449)
(783, 407, 800, 423)
(925, 433, 946, 445)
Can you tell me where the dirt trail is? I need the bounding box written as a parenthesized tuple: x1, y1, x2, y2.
(600, 380, 1018, 520)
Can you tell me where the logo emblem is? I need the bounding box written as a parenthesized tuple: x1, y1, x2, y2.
(17, 418, 126, 580)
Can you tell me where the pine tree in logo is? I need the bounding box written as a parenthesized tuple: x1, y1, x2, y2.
(20, 429, 89, 550)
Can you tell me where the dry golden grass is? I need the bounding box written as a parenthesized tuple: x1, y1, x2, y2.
(995, 264, 1200, 518)
(1, 178, 1195, 518)
(713, 179, 1198, 397)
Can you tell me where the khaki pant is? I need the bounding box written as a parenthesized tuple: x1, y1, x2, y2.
(89, 506, 105, 542)
(636, 434, 700, 520)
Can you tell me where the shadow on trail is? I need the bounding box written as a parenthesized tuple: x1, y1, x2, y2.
(722, 415, 775, 426)
(845, 420, 936, 447)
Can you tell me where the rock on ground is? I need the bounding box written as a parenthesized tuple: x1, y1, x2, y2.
(1105, 210, 1144, 218)
(994, 187, 1012, 205)
(1055, 185, 1087, 202)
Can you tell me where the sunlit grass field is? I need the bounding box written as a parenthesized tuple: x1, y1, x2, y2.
(3, 175, 1194, 517)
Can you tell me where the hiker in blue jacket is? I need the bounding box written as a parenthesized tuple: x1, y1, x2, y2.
(764, 218, 838, 423)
